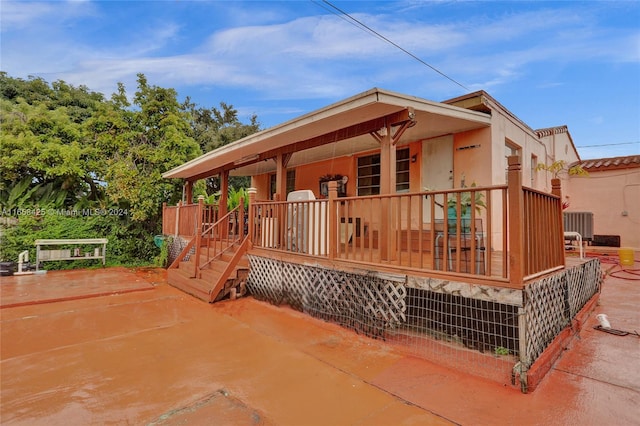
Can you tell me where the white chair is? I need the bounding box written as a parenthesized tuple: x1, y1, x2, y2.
(564, 231, 584, 259)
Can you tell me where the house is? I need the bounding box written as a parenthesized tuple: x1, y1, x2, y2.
(566, 155, 640, 249)
(162, 88, 601, 392)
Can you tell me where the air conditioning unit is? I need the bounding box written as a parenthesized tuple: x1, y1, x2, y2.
(563, 212, 594, 241)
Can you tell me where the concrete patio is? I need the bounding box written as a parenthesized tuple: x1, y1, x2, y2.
(1, 257, 638, 425)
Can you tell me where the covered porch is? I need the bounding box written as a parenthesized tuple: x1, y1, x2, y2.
(161, 88, 601, 391)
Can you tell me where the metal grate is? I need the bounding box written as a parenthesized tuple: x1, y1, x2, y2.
(246, 255, 601, 386)
(387, 287, 521, 381)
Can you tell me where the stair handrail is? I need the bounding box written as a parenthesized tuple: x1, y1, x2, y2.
(196, 199, 245, 274)
(208, 235, 250, 302)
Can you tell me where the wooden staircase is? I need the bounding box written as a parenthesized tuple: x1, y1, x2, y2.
(167, 239, 250, 303)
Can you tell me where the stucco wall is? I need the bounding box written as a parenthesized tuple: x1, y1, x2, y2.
(565, 168, 640, 248)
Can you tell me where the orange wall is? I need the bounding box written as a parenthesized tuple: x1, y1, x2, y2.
(251, 141, 423, 200)
(295, 156, 354, 198)
(566, 168, 640, 248)
(453, 128, 492, 187)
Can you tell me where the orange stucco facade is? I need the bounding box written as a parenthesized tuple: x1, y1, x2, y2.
(566, 165, 640, 248)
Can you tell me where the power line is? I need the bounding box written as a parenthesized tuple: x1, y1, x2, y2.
(312, 0, 469, 91)
(577, 141, 639, 148)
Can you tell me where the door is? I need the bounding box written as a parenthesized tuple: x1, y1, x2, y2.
(422, 135, 453, 222)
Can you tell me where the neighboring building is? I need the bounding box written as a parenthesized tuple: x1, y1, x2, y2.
(567, 155, 640, 248)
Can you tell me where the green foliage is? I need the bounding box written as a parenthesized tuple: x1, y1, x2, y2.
(447, 181, 486, 216)
(182, 97, 259, 196)
(536, 160, 588, 179)
(0, 212, 156, 268)
(494, 346, 510, 356)
(0, 72, 260, 267)
(227, 187, 248, 210)
(153, 236, 173, 267)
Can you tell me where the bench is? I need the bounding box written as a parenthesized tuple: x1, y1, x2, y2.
(35, 239, 108, 271)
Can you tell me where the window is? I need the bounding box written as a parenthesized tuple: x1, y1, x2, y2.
(396, 148, 410, 192)
(531, 154, 538, 187)
(357, 148, 410, 195)
(269, 170, 296, 199)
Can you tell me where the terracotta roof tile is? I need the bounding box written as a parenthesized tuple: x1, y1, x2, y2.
(535, 125, 569, 138)
(575, 155, 640, 172)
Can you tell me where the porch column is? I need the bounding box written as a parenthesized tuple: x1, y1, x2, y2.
(219, 170, 229, 217)
(275, 153, 290, 201)
(328, 180, 338, 259)
(507, 155, 525, 288)
(184, 181, 193, 205)
(379, 123, 396, 261)
(247, 187, 257, 248)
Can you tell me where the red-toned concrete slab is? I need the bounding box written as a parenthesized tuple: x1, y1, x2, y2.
(553, 266, 640, 391)
(1, 266, 638, 425)
(1, 269, 450, 425)
(0, 267, 155, 308)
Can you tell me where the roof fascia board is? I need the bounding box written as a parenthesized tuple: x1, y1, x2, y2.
(164, 88, 492, 180)
(163, 88, 382, 179)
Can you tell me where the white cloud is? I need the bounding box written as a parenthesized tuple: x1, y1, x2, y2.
(1, 0, 96, 31)
(1, 1, 638, 105)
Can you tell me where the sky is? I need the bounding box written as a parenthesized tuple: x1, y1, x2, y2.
(1, 0, 639, 160)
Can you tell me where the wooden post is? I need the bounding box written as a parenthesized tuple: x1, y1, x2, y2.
(275, 153, 289, 202)
(328, 180, 338, 260)
(175, 201, 182, 237)
(220, 170, 229, 218)
(184, 181, 193, 205)
(193, 196, 204, 278)
(247, 188, 257, 248)
(162, 202, 167, 235)
(507, 155, 525, 287)
(220, 170, 229, 239)
(379, 122, 396, 261)
(551, 178, 566, 267)
(239, 196, 245, 239)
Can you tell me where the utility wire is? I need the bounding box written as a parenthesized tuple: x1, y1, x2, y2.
(313, 0, 469, 91)
(577, 141, 639, 148)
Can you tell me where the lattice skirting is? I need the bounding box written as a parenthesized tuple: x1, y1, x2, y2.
(523, 258, 602, 367)
(167, 236, 192, 265)
(247, 256, 406, 339)
(246, 255, 601, 383)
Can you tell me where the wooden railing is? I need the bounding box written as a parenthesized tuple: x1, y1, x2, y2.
(195, 200, 245, 274)
(163, 156, 564, 288)
(167, 198, 245, 278)
(245, 156, 566, 289)
(250, 186, 508, 282)
(162, 201, 218, 237)
(522, 187, 564, 278)
(248, 198, 330, 256)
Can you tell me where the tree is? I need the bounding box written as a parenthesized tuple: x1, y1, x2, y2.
(95, 74, 202, 223)
(1, 72, 258, 265)
(182, 97, 260, 194)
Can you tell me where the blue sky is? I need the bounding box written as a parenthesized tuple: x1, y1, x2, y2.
(2, 0, 639, 159)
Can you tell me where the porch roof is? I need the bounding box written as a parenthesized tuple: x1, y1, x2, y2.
(163, 87, 491, 181)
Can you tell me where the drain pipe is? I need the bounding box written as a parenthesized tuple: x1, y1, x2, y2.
(14, 250, 33, 276)
(515, 306, 529, 393)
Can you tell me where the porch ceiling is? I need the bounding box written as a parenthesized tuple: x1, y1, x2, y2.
(163, 88, 491, 180)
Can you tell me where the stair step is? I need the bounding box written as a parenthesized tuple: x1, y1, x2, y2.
(178, 261, 195, 276)
(169, 241, 250, 303)
(167, 268, 211, 302)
